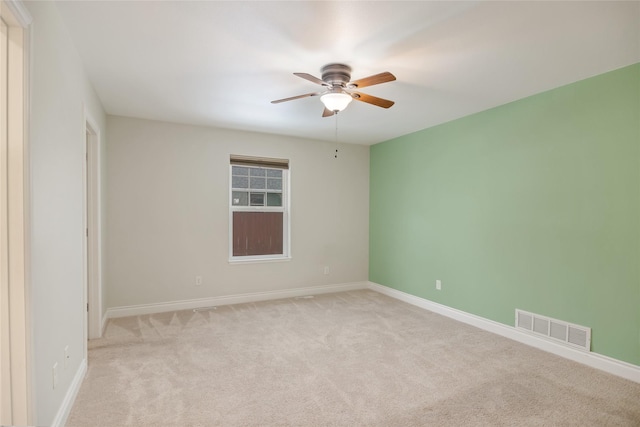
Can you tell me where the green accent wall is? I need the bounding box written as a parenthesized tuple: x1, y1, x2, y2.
(370, 63, 640, 365)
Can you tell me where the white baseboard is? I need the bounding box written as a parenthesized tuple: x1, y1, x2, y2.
(106, 281, 368, 319)
(367, 281, 640, 384)
(50, 358, 87, 427)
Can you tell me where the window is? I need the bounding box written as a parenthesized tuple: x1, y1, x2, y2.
(229, 155, 290, 261)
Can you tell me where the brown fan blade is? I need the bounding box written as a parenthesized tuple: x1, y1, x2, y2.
(348, 72, 396, 89)
(293, 73, 328, 86)
(271, 92, 322, 104)
(352, 91, 395, 108)
(322, 108, 335, 118)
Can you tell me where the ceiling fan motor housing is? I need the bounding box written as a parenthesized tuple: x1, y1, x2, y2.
(321, 63, 352, 87)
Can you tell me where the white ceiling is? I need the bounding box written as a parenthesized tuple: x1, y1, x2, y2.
(55, 1, 640, 145)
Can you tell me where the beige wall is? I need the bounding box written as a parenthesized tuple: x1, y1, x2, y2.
(106, 116, 369, 308)
(27, 1, 107, 424)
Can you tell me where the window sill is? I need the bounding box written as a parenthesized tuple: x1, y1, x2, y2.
(228, 256, 291, 265)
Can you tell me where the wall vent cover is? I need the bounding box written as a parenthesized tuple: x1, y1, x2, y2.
(515, 309, 591, 352)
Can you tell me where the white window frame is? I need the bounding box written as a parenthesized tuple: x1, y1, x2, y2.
(228, 161, 291, 263)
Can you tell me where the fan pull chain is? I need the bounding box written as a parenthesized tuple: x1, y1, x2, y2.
(334, 112, 339, 159)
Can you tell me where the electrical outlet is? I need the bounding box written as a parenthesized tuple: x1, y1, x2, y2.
(64, 345, 69, 369)
(436, 279, 442, 290)
(195, 276, 203, 286)
(52, 363, 58, 389)
(323, 266, 330, 275)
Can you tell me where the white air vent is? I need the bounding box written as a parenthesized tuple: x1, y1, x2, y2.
(515, 309, 591, 351)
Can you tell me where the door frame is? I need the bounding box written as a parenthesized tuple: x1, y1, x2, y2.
(83, 111, 102, 344)
(0, 0, 32, 425)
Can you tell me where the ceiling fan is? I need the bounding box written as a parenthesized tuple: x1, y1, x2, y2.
(271, 63, 396, 117)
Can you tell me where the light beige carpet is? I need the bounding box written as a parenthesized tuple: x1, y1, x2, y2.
(67, 290, 640, 426)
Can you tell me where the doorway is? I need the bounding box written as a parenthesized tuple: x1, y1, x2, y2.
(84, 116, 102, 342)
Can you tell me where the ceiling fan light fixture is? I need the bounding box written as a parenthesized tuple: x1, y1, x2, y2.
(320, 91, 353, 112)
(272, 64, 396, 117)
